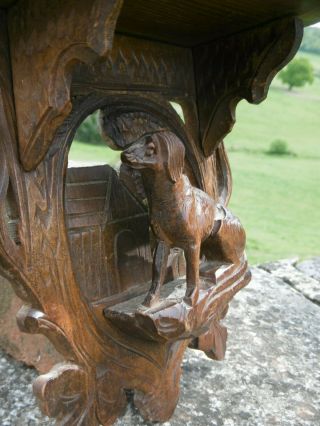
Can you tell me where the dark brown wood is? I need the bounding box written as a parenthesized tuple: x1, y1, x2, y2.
(0, 1, 313, 424)
(65, 165, 153, 303)
(194, 17, 304, 156)
(116, 0, 319, 46)
(8, 0, 123, 171)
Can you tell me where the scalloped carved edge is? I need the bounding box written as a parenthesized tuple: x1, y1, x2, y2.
(8, 0, 123, 171)
(193, 17, 304, 156)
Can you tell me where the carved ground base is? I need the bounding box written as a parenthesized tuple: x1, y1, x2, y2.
(105, 259, 251, 344)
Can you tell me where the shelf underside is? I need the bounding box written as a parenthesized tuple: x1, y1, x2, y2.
(116, 0, 320, 46)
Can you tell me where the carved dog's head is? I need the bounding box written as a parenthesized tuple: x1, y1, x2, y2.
(121, 131, 185, 183)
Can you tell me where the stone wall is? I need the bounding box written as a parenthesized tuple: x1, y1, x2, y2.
(1, 260, 320, 425)
(1, 257, 319, 374)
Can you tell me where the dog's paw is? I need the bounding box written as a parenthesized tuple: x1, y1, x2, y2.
(183, 287, 199, 307)
(142, 293, 160, 308)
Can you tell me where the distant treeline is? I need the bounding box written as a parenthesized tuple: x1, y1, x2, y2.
(301, 27, 320, 55)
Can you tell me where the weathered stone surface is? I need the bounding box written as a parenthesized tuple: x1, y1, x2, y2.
(0, 353, 54, 426)
(1, 265, 320, 425)
(260, 258, 320, 305)
(0, 276, 63, 373)
(296, 257, 320, 282)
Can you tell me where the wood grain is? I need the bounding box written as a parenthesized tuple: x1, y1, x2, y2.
(8, 0, 123, 171)
(116, 0, 319, 46)
(194, 17, 304, 156)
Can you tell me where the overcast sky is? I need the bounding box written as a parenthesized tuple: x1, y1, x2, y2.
(311, 22, 320, 28)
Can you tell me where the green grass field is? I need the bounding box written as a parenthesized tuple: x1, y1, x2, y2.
(69, 140, 121, 164)
(69, 52, 320, 264)
(226, 52, 320, 158)
(227, 152, 320, 263)
(226, 51, 320, 263)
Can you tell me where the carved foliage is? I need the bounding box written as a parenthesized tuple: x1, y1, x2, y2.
(33, 363, 89, 424)
(8, 0, 123, 171)
(194, 17, 304, 156)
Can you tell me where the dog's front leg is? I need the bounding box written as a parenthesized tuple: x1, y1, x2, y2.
(143, 240, 170, 307)
(184, 243, 200, 306)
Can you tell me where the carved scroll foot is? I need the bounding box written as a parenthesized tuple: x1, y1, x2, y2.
(33, 362, 128, 426)
(33, 363, 90, 425)
(133, 341, 187, 422)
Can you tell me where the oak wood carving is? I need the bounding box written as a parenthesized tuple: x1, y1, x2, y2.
(0, 3, 304, 425)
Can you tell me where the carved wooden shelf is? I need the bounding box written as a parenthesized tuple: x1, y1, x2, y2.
(0, 1, 318, 424)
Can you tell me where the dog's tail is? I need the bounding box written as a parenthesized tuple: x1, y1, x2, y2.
(199, 142, 232, 206)
(215, 143, 232, 206)
(201, 207, 246, 265)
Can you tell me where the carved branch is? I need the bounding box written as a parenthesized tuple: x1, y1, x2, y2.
(17, 306, 76, 360)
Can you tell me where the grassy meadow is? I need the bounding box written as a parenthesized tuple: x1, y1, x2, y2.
(69, 52, 320, 265)
(69, 140, 121, 164)
(225, 51, 320, 263)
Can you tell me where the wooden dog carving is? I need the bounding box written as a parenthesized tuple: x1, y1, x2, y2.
(121, 130, 246, 307)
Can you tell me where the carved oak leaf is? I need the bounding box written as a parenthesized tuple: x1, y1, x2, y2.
(189, 301, 229, 360)
(95, 373, 127, 425)
(8, 0, 123, 171)
(197, 321, 228, 361)
(133, 341, 187, 423)
(194, 18, 303, 156)
(33, 363, 91, 426)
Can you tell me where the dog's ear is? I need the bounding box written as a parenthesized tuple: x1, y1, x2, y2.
(163, 132, 185, 183)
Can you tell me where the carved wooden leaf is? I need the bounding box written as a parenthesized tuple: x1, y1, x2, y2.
(33, 363, 91, 425)
(96, 374, 127, 425)
(197, 321, 228, 361)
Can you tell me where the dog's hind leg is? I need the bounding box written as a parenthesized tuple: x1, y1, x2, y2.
(142, 240, 170, 307)
(184, 243, 201, 306)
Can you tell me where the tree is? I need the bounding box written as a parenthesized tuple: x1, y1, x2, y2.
(74, 111, 105, 145)
(279, 57, 314, 90)
(300, 27, 320, 55)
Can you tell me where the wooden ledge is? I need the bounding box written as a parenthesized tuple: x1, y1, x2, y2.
(104, 258, 251, 343)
